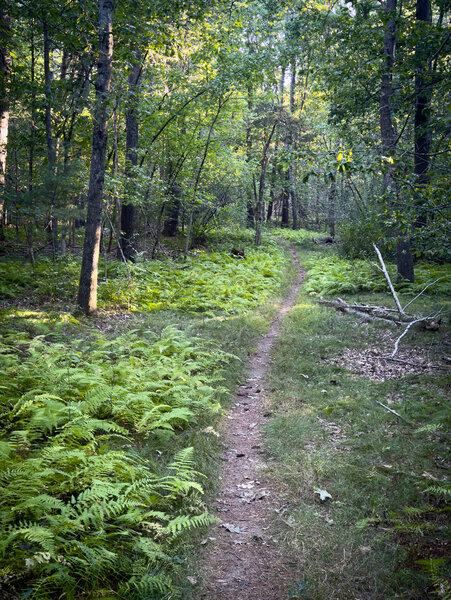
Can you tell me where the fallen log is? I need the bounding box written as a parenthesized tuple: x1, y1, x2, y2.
(319, 297, 441, 331)
(313, 236, 334, 244)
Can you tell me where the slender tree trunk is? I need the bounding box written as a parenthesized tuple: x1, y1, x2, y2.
(414, 0, 432, 229)
(77, 0, 114, 315)
(379, 0, 414, 282)
(289, 61, 298, 230)
(184, 96, 228, 259)
(255, 120, 277, 245)
(328, 181, 336, 238)
(119, 51, 142, 261)
(0, 9, 12, 241)
(162, 182, 182, 236)
(43, 21, 59, 257)
(107, 99, 119, 252)
(26, 26, 36, 265)
(245, 87, 255, 228)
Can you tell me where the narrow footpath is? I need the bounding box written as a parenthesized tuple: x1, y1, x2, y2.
(200, 247, 305, 600)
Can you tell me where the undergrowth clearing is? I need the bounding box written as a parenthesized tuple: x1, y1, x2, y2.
(265, 234, 450, 600)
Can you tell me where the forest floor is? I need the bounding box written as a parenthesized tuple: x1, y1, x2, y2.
(199, 246, 305, 600)
(0, 231, 449, 600)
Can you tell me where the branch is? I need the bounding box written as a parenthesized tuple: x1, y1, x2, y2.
(391, 318, 425, 357)
(403, 278, 442, 311)
(373, 244, 406, 317)
(375, 400, 410, 423)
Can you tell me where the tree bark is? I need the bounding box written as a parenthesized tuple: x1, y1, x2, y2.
(255, 120, 277, 245)
(162, 183, 182, 236)
(77, 0, 114, 315)
(119, 50, 142, 261)
(289, 61, 298, 230)
(379, 0, 414, 282)
(43, 21, 59, 256)
(413, 0, 432, 229)
(0, 9, 12, 241)
(328, 181, 336, 238)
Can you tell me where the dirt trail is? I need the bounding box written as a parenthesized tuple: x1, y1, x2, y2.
(200, 246, 305, 600)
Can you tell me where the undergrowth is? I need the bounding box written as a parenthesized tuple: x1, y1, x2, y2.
(0, 242, 285, 315)
(302, 255, 451, 297)
(0, 325, 236, 599)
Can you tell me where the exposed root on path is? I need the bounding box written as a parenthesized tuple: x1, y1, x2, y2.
(199, 246, 305, 600)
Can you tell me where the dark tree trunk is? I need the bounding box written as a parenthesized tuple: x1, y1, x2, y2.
(246, 199, 254, 228)
(379, 0, 414, 282)
(0, 9, 12, 241)
(43, 21, 59, 256)
(281, 188, 289, 227)
(162, 183, 182, 236)
(119, 52, 142, 261)
(77, 0, 113, 315)
(414, 0, 432, 229)
(26, 25, 36, 265)
(289, 61, 298, 230)
(328, 182, 336, 238)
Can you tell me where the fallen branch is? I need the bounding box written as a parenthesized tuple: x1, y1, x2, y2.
(373, 244, 406, 317)
(319, 298, 440, 331)
(391, 318, 426, 357)
(375, 400, 410, 423)
(319, 298, 400, 325)
(382, 356, 450, 371)
(403, 278, 442, 312)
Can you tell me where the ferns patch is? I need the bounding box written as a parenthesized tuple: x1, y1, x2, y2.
(0, 326, 234, 598)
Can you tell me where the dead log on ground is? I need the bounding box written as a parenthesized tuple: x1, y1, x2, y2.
(313, 236, 334, 244)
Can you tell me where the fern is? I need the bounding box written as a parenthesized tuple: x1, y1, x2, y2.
(0, 326, 227, 599)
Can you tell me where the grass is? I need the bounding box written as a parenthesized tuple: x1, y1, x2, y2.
(264, 241, 450, 600)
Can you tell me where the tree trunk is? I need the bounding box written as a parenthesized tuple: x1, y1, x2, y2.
(77, 0, 114, 315)
(289, 61, 298, 230)
(184, 95, 228, 259)
(162, 183, 182, 236)
(413, 0, 432, 229)
(328, 181, 336, 238)
(255, 120, 277, 245)
(43, 21, 59, 257)
(379, 0, 414, 282)
(119, 51, 142, 261)
(0, 9, 12, 241)
(281, 188, 289, 227)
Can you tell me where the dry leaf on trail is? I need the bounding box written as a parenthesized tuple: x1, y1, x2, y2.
(221, 523, 246, 533)
(314, 487, 333, 501)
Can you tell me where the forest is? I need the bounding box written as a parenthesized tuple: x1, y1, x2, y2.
(0, 0, 449, 599)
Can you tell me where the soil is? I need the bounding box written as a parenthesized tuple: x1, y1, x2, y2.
(199, 246, 305, 600)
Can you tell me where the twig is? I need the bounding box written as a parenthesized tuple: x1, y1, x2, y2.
(382, 356, 450, 371)
(375, 400, 410, 423)
(373, 244, 406, 317)
(105, 211, 131, 279)
(403, 278, 442, 311)
(391, 318, 425, 357)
